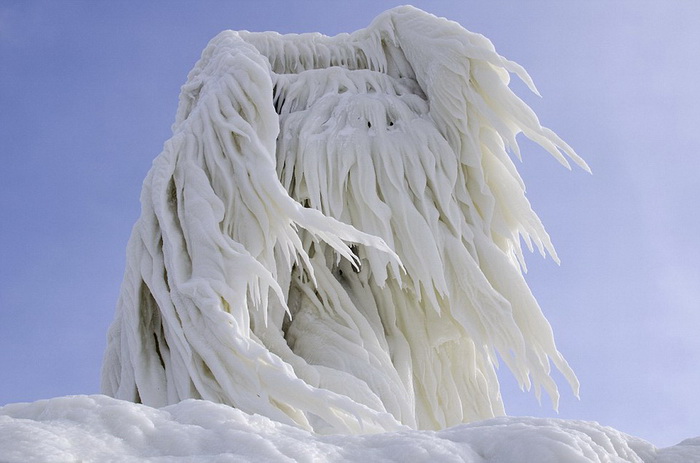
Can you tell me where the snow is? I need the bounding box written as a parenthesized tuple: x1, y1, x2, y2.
(1, 395, 697, 462)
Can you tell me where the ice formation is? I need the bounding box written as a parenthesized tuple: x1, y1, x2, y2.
(102, 6, 589, 434)
(2, 395, 698, 462)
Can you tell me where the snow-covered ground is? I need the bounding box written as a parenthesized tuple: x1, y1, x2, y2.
(1, 395, 698, 462)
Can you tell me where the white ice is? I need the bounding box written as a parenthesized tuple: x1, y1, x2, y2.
(101, 5, 587, 435)
(4, 6, 700, 462)
(1, 395, 698, 462)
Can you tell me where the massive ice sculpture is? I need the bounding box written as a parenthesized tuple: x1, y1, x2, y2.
(102, 6, 589, 434)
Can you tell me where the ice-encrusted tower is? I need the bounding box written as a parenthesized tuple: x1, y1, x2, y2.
(102, 6, 586, 435)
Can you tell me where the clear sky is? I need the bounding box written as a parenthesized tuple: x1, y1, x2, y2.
(2, 0, 699, 448)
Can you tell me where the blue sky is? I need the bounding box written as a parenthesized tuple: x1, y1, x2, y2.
(2, 0, 700, 448)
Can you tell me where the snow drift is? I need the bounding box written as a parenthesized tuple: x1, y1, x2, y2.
(1, 395, 698, 462)
(101, 5, 589, 435)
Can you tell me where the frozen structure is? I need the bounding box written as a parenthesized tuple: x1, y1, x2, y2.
(102, 6, 589, 434)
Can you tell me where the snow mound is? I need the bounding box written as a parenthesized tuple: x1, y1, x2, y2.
(1, 395, 697, 462)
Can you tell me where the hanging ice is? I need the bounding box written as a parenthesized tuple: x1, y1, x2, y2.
(102, 6, 589, 435)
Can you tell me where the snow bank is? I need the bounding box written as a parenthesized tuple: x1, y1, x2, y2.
(1, 395, 698, 462)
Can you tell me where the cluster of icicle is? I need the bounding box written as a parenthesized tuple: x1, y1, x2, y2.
(102, 6, 589, 435)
